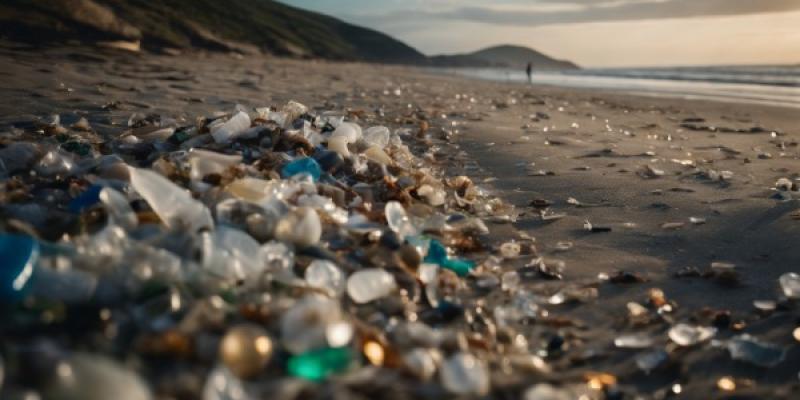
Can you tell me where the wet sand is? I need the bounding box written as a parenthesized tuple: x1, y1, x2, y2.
(1, 44, 799, 398)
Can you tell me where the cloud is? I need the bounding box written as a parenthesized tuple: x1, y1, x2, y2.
(349, 0, 800, 28)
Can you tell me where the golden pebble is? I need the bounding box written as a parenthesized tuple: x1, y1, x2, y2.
(585, 372, 617, 390)
(363, 340, 386, 366)
(717, 376, 736, 391)
(648, 288, 666, 307)
(220, 324, 273, 379)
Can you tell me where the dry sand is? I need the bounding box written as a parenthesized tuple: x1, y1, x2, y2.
(1, 43, 799, 398)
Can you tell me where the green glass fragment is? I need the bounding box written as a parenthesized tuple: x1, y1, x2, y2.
(287, 347, 353, 381)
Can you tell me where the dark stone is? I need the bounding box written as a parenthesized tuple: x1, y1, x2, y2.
(314, 150, 344, 173)
(379, 230, 401, 250)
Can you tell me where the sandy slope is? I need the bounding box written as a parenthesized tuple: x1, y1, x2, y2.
(1, 44, 798, 398)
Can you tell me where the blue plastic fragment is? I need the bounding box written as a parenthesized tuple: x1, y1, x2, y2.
(0, 233, 39, 301)
(281, 157, 322, 182)
(423, 239, 476, 277)
(68, 184, 103, 213)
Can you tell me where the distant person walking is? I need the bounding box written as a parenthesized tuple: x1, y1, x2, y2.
(526, 62, 533, 84)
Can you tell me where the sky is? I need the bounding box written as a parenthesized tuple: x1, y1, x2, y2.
(282, 0, 800, 67)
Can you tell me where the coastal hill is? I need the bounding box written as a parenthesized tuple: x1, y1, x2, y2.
(0, 1, 578, 69)
(431, 45, 580, 70)
(0, 0, 427, 64)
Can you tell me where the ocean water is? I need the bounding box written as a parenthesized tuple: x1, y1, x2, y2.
(435, 65, 800, 109)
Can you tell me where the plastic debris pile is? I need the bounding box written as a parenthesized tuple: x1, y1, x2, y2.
(0, 100, 522, 399)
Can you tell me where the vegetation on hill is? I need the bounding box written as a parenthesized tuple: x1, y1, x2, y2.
(0, 0, 427, 64)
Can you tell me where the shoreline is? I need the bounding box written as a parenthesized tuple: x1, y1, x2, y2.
(426, 66, 800, 109)
(1, 45, 799, 398)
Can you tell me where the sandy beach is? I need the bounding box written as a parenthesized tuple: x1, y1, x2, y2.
(2, 44, 799, 398)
